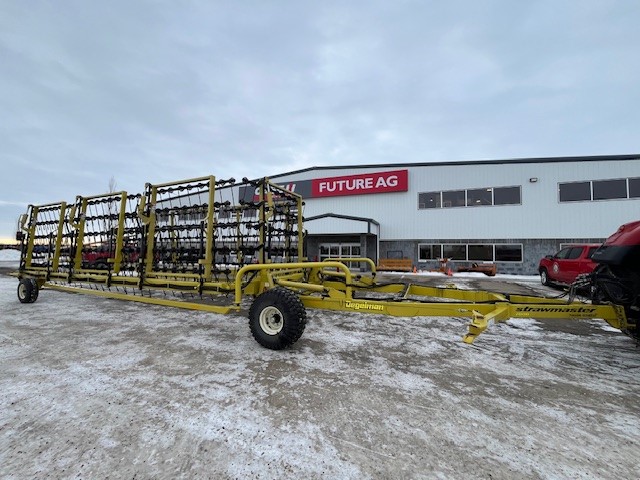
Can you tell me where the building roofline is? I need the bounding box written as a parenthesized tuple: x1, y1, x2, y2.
(268, 154, 639, 179)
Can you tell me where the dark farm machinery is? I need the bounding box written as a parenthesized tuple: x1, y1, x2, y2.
(13, 175, 639, 349)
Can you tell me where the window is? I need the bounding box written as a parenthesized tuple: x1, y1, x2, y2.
(593, 179, 627, 200)
(442, 244, 466, 260)
(629, 178, 640, 198)
(418, 192, 441, 209)
(495, 244, 523, 262)
(418, 244, 441, 260)
(319, 243, 361, 262)
(559, 182, 591, 202)
(559, 176, 640, 203)
(567, 247, 583, 259)
(554, 247, 572, 259)
(418, 243, 522, 262)
(442, 190, 465, 208)
(468, 244, 493, 261)
(494, 186, 521, 205)
(587, 247, 599, 259)
(466, 189, 492, 206)
(419, 185, 521, 209)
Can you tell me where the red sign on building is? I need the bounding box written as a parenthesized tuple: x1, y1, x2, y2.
(311, 169, 408, 198)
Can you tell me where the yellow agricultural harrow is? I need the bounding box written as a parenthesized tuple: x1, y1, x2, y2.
(14, 175, 632, 349)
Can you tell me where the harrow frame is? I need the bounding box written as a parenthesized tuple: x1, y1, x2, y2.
(14, 175, 632, 349)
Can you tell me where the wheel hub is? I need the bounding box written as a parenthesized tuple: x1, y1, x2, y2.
(259, 306, 284, 335)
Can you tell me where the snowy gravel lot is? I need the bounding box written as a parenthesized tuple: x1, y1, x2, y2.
(1, 260, 639, 479)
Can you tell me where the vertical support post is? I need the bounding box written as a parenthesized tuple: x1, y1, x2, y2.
(258, 179, 266, 265)
(296, 194, 304, 261)
(24, 205, 38, 268)
(235, 209, 243, 265)
(203, 175, 216, 279)
(73, 197, 88, 270)
(112, 192, 127, 273)
(51, 202, 67, 271)
(144, 184, 158, 269)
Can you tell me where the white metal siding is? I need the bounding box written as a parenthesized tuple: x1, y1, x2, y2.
(277, 159, 640, 240)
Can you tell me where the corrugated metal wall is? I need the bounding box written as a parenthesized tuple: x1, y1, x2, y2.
(279, 158, 640, 240)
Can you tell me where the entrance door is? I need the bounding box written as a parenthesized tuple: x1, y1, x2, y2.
(319, 243, 361, 262)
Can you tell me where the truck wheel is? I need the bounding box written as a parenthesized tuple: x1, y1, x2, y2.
(17, 278, 39, 304)
(540, 269, 550, 286)
(249, 287, 307, 350)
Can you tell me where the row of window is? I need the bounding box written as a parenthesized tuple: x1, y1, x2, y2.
(559, 177, 640, 202)
(319, 244, 362, 258)
(419, 243, 523, 263)
(418, 186, 521, 209)
(418, 176, 640, 209)
(555, 245, 599, 260)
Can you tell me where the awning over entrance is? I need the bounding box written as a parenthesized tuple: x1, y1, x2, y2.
(303, 213, 380, 268)
(303, 213, 380, 235)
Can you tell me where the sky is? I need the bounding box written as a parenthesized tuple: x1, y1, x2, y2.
(1, 0, 639, 241)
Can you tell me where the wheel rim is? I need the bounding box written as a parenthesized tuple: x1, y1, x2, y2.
(541, 272, 547, 284)
(18, 283, 26, 299)
(259, 306, 284, 335)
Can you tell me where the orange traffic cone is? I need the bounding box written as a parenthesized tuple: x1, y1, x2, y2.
(447, 268, 453, 276)
(413, 266, 417, 274)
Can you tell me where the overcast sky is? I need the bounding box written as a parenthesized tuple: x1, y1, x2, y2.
(1, 0, 639, 240)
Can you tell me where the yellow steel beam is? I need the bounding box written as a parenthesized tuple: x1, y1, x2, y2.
(24, 205, 38, 268)
(46, 283, 238, 314)
(463, 305, 510, 344)
(110, 192, 128, 273)
(297, 292, 627, 342)
(203, 176, 216, 279)
(51, 202, 67, 271)
(72, 197, 88, 270)
(143, 184, 158, 269)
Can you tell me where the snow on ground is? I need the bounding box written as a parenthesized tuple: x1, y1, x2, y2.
(412, 269, 540, 280)
(1, 274, 639, 479)
(400, 270, 545, 286)
(0, 249, 20, 268)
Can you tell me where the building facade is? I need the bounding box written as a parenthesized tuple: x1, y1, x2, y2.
(264, 155, 640, 275)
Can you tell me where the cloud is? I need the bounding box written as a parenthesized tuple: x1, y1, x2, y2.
(0, 0, 638, 238)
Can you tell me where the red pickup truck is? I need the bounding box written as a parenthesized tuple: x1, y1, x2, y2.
(82, 243, 140, 269)
(538, 244, 601, 286)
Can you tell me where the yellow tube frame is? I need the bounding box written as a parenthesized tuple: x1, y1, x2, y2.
(15, 175, 633, 346)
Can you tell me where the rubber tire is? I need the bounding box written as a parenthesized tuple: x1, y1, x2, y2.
(249, 287, 307, 350)
(17, 278, 39, 304)
(540, 269, 550, 286)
